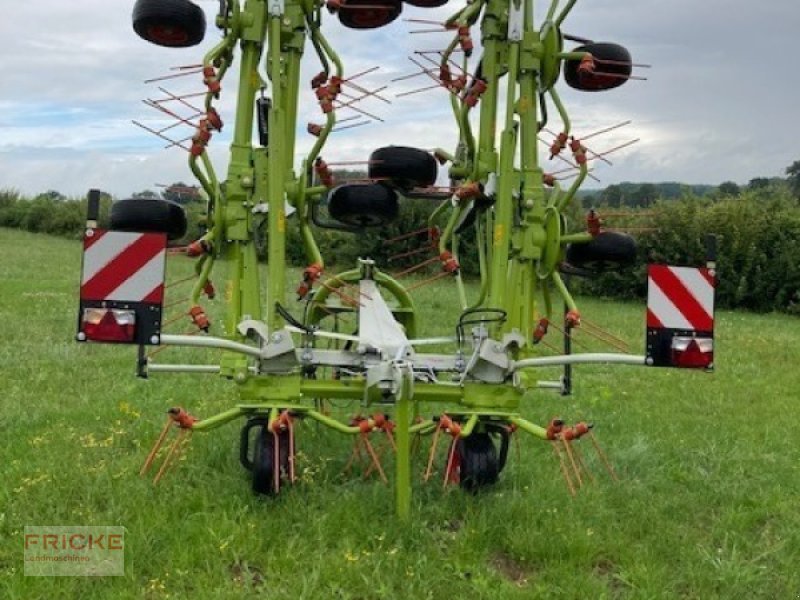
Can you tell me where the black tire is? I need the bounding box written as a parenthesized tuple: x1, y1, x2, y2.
(328, 183, 399, 228)
(252, 427, 290, 496)
(564, 42, 632, 92)
(338, 0, 402, 29)
(132, 0, 206, 48)
(110, 198, 188, 241)
(403, 0, 449, 7)
(458, 433, 499, 493)
(565, 231, 637, 271)
(369, 146, 438, 191)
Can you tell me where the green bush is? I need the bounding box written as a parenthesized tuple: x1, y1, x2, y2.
(574, 188, 800, 314)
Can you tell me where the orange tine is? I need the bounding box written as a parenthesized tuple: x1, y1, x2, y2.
(544, 127, 612, 167)
(590, 69, 647, 81)
(573, 326, 629, 353)
(403, 17, 448, 25)
(143, 99, 198, 128)
(589, 139, 641, 161)
(573, 443, 596, 484)
(165, 275, 197, 289)
(287, 419, 296, 483)
(319, 280, 362, 307)
(552, 443, 577, 497)
(406, 56, 460, 98)
(131, 121, 191, 153)
(396, 83, 443, 98)
(385, 428, 397, 452)
(364, 436, 389, 478)
(328, 275, 372, 301)
(391, 68, 436, 83)
(539, 338, 562, 354)
(561, 438, 583, 488)
(157, 86, 204, 114)
(424, 425, 442, 482)
(153, 429, 189, 484)
(393, 256, 440, 279)
(405, 271, 452, 293)
(409, 28, 451, 34)
(341, 81, 391, 105)
(144, 68, 204, 84)
(343, 436, 364, 475)
(589, 431, 619, 482)
(140, 417, 174, 476)
(537, 137, 602, 183)
(333, 96, 384, 123)
(389, 246, 434, 262)
(443, 439, 459, 489)
(333, 121, 369, 133)
(581, 120, 632, 142)
(548, 322, 592, 351)
(362, 435, 388, 484)
(580, 318, 630, 350)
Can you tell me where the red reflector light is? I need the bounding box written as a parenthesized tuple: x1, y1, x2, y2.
(671, 336, 713, 369)
(82, 308, 136, 343)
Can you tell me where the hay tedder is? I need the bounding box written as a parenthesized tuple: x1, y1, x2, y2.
(77, 0, 716, 518)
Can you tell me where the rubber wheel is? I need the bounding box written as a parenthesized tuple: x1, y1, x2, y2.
(338, 0, 402, 29)
(403, 0, 449, 7)
(328, 183, 399, 228)
(458, 433, 499, 493)
(132, 0, 206, 48)
(565, 231, 637, 271)
(368, 146, 438, 191)
(564, 42, 632, 92)
(110, 198, 188, 241)
(252, 427, 290, 496)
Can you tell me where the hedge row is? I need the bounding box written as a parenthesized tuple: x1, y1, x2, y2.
(2, 187, 799, 313)
(575, 187, 800, 314)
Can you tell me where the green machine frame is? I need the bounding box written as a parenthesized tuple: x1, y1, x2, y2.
(142, 0, 646, 518)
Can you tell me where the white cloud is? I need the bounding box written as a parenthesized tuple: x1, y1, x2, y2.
(0, 0, 796, 197)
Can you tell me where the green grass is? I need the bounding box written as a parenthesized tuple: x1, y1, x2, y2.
(1, 227, 799, 599)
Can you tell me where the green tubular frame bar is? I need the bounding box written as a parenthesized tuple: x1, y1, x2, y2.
(151, 0, 618, 517)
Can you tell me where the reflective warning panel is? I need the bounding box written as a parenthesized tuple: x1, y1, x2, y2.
(646, 265, 716, 369)
(77, 229, 167, 345)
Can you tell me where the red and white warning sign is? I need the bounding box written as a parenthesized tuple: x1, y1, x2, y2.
(646, 265, 716, 369)
(647, 265, 715, 332)
(77, 230, 167, 345)
(80, 230, 167, 303)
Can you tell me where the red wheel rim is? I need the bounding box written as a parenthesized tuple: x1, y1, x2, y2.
(147, 24, 189, 45)
(350, 7, 392, 27)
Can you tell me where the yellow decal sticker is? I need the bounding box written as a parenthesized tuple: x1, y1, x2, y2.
(494, 224, 505, 245)
(278, 210, 286, 233)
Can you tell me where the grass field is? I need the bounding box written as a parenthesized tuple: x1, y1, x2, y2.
(1, 227, 799, 599)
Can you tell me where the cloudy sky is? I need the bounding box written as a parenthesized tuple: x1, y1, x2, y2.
(0, 0, 795, 198)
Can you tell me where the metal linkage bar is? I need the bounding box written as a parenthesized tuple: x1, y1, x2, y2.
(513, 353, 647, 370)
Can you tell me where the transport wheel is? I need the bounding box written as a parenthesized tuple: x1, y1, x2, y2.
(338, 0, 402, 29)
(403, 0, 449, 7)
(368, 146, 438, 191)
(564, 42, 632, 92)
(110, 198, 188, 241)
(565, 231, 637, 271)
(252, 426, 291, 496)
(327, 183, 399, 228)
(458, 433, 499, 493)
(132, 0, 206, 48)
